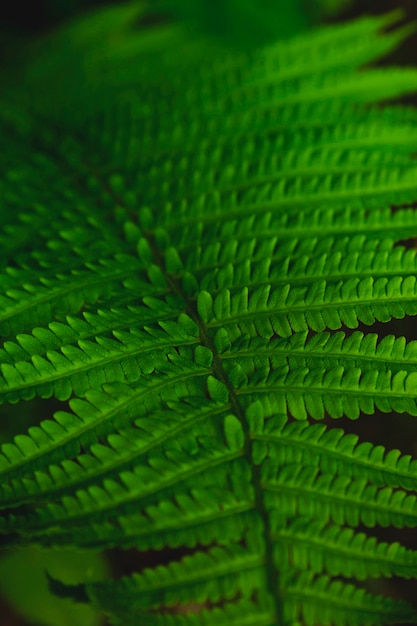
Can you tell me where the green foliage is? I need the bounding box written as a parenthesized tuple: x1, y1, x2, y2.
(319, 0, 353, 16)
(152, 0, 353, 45)
(1, 3, 417, 625)
(153, 0, 316, 44)
(0, 547, 107, 626)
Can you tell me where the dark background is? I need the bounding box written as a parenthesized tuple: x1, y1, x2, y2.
(1, 0, 417, 39)
(0, 0, 415, 31)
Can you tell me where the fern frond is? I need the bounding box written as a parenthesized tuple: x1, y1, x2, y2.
(86, 571, 417, 626)
(2, 5, 417, 626)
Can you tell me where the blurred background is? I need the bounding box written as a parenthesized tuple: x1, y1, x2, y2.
(0, 0, 414, 35)
(0, 0, 416, 45)
(0, 0, 417, 624)
(0, 1, 412, 31)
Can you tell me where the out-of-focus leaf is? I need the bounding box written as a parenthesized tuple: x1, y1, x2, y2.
(0, 547, 108, 626)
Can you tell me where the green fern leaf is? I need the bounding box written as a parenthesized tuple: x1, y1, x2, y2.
(2, 5, 417, 626)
